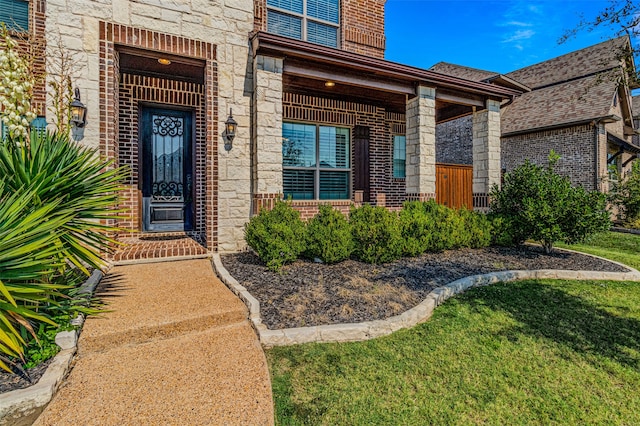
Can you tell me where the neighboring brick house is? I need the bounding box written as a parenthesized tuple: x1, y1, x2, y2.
(432, 37, 640, 193)
(2, 0, 520, 260)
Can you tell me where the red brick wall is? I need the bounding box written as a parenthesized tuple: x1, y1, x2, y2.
(99, 22, 219, 249)
(341, 0, 385, 58)
(282, 92, 407, 210)
(118, 74, 207, 239)
(254, 0, 385, 58)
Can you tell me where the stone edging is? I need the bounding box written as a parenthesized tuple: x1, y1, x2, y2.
(0, 269, 103, 426)
(212, 253, 640, 348)
(611, 226, 640, 235)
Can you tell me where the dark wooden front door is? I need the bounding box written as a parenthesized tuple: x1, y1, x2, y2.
(353, 126, 370, 202)
(141, 107, 194, 232)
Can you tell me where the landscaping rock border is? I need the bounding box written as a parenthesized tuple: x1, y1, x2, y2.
(212, 250, 640, 348)
(0, 269, 103, 426)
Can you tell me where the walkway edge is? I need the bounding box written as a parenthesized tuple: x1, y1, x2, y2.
(212, 253, 640, 348)
(0, 269, 103, 426)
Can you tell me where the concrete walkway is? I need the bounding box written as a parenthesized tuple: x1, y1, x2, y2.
(34, 259, 274, 425)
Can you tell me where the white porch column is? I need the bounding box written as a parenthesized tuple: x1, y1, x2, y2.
(472, 99, 501, 210)
(405, 86, 437, 201)
(252, 54, 284, 213)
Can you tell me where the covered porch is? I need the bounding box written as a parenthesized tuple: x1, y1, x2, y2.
(250, 32, 521, 216)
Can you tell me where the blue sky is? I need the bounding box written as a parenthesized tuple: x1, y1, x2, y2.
(385, 0, 634, 73)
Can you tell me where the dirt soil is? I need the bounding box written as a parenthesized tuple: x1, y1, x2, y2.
(221, 246, 628, 330)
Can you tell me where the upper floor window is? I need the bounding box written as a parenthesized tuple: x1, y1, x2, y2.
(0, 0, 29, 32)
(267, 0, 339, 48)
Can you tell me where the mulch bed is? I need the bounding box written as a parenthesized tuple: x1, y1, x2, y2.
(221, 245, 629, 330)
(0, 358, 54, 394)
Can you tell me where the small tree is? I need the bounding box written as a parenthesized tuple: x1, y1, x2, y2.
(491, 152, 610, 254)
(609, 161, 640, 226)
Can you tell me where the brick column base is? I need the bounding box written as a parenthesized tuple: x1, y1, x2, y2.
(406, 193, 436, 202)
(252, 193, 281, 214)
(473, 193, 490, 212)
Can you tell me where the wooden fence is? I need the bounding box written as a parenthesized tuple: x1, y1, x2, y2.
(435, 163, 473, 210)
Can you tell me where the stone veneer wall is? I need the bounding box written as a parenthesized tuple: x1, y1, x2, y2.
(281, 93, 407, 215)
(45, 0, 255, 253)
(253, 0, 385, 58)
(117, 74, 207, 238)
(472, 100, 501, 208)
(405, 86, 436, 201)
(502, 124, 596, 190)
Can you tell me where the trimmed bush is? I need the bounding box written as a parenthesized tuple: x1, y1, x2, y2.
(490, 153, 610, 253)
(399, 201, 435, 257)
(305, 204, 353, 264)
(459, 208, 492, 248)
(350, 204, 403, 264)
(400, 201, 492, 256)
(244, 201, 306, 271)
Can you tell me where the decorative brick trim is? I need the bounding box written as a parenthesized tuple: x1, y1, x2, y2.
(343, 26, 385, 50)
(406, 193, 436, 202)
(99, 22, 218, 253)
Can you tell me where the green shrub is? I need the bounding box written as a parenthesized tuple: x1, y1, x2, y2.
(305, 204, 353, 264)
(399, 201, 435, 257)
(245, 201, 306, 271)
(459, 208, 492, 248)
(487, 213, 517, 246)
(609, 161, 640, 225)
(350, 204, 403, 264)
(422, 200, 466, 251)
(490, 152, 610, 253)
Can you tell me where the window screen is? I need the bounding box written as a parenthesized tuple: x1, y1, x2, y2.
(266, 0, 339, 48)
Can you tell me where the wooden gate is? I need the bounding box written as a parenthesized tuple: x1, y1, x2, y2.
(436, 163, 472, 209)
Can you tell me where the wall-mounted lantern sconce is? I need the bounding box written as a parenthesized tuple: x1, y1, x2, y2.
(224, 109, 237, 146)
(70, 88, 87, 128)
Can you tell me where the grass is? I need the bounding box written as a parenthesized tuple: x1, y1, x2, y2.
(557, 231, 640, 270)
(267, 232, 640, 425)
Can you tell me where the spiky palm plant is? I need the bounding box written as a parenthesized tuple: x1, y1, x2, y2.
(0, 131, 128, 273)
(0, 131, 127, 372)
(0, 184, 71, 371)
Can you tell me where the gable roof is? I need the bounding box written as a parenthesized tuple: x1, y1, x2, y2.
(504, 37, 628, 89)
(501, 70, 618, 135)
(431, 37, 633, 135)
(430, 62, 498, 82)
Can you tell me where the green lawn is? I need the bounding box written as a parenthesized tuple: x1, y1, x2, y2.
(267, 232, 640, 425)
(557, 231, 640, 270)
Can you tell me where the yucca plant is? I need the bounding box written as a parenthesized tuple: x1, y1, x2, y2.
(0, 131, 128, 273)
(0, 183, 72, 371)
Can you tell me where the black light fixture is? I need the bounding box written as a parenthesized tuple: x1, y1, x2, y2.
(224, 108, 237, 144)
(70, 88, 87, 128)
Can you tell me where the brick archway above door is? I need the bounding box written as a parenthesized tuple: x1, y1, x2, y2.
(99, 22, 219, 253)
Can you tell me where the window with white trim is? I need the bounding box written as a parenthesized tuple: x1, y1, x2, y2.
(0, 0, 28, 32)
(393, 135, 406, 178)
(267, 0, 339, 48)
(282, 122, 350, 200)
